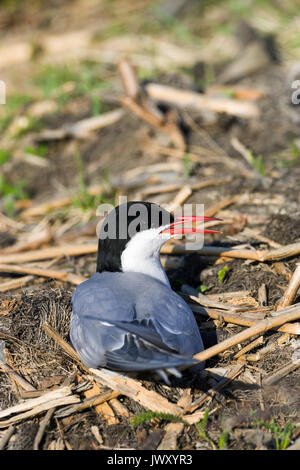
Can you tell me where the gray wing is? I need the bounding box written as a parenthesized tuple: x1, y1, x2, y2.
(134, 284, 204, 358)
(70, 274, 199, 371)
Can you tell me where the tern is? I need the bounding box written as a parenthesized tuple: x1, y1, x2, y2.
(70, 201, 218, 383)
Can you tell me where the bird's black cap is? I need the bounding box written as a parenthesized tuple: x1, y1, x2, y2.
(96, 201, 174, 273)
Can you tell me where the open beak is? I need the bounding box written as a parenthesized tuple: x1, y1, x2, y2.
(160, 215, 221, 235)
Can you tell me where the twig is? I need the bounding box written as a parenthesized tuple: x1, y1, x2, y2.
(90, 369, 184, 416)
(176, 388, 192, 410)
(20, 184, 109, 218)
(161, 241, 300, 262)
(0, 263, 86, 286)
(277, 264, 300, 310)
(206, 85, 265, 100)
(139, 177, 232, 199)
(231, 137, 258, 167)
(79, 377, 119, 424)
(258, 284, 268, 306)
(0, 385, 75, 420)
(184, 364, 244, 415)
(246, 342, 277, 362)
(262, 359, 300, 386)
(189, 294, 238, 312)
(192, 304, 300, 364)
(35, 108, 125, 141)
(109, 398, 129, 417)
(54, 390, 120, 418)
(33, 407, 55, 450)
(0, 425, 15, 450)
(243, 228, 282, 249)
(204, 196, 237, 217)
(0, 275, 35, 292)
(120, 95, 185, 150)
(0, 363, 36, 392)
(118, 58, 184, 148)
(165, 185, 192, 213)
(206, 290, 251, 301)
(118, 58, 140, 99)
(190, 303, 300, 335)
(272, 262, 292, 281)
(145, 83, 260, 118)
(0, 230, 53, 255)
(0, 212, 24, 231)
(0, 386, 80, 428)
(157, 422, 184, 450)
(0, 244, 98, 265)
(233, 336, 264, 359)
(42, 323, 90, 373)
(1, 239, 299, 272)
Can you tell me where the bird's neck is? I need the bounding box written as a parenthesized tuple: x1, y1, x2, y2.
(121, 250, 170, 287)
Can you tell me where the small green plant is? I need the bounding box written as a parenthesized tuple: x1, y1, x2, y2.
(252, 419, 295, 450)
(183, 154, 194, 178)
(218, 429, 230, 450)
(34, 64, 77, 99)
(15, 116, 43, 137)
(249, 151, 265, 176)
(34, 62, 109, 111)
(72, 150, 114, 211)
(25, 144, 48, 157)
(0, 149, 11, 165)
(198, 285, 208, 293)
(92, 22, 128, 41)
(195, 408, 215, 449)
(279, 139, 300, 167)
(130, 411, 183, 427)
(0, 175, 28, 217)
(0, 93, 32, 131)
(290, 139, 300, 159)
(218, 265, 228, 283)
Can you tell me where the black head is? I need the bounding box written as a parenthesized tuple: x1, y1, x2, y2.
(96, 201, 174, 273)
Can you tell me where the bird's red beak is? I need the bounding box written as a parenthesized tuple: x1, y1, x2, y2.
(160, 215, 221, 235)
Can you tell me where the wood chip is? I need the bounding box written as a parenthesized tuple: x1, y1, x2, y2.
(81, 379, 119, 424)
(0, 388, 80, 428)
(177, 388, 192, 410)
(90, 369, 184, 416)
(277, 264, 300, 310)
(35, 108, 125, 141)
(145, 83, 260, 118)
(157, 422, 184, 450)
(262, 359, 300, 386)
(0, 275, 35, 292)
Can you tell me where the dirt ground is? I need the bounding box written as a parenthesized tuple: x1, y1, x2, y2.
(0, 0, 300, 451)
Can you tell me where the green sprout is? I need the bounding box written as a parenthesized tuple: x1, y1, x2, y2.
(0, 149, 11, 165)
(218, 429, 230, 450)
(198, 285, 208, 293)
(0, 175, 28, 217)
(183, 154, 194, 178)
(72, 150, 114, 211)
(251, 418, 295, 450)
(218, 265, 228, 283)
(249, 151, 265, 176)
(130, 411, 183, 427)
(195, 408, 216, 449)
(25, 144, 48, 157)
